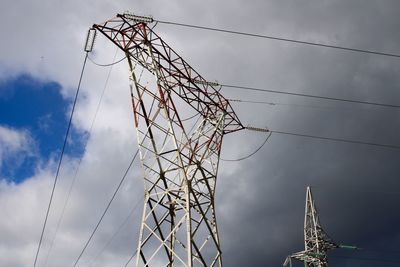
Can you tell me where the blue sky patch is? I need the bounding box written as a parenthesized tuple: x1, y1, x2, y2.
(0, 74, 85, 183)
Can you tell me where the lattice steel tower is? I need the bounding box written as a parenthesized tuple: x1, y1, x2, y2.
(283, 186, 338, 267)
(93, 13, 243, 267)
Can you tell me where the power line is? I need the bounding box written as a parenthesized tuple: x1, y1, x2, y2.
(224, 122, 400, 160)
(42, 48, 119, 267)
(123, 250, 137, 267)
(33, 52, 88, 267)
(88, 55, 126, 67)
(228, 98, 381, 111)
(245, 126, 400, 150)
(222, 84, 400, 109)
(270, 130, 400, 150)
(70, 58, 145, 267)
(87, 198, 142, 267)
(221, 132, 271, 161)
(72, 149, 139, 267)
(156, 19, 400, 59)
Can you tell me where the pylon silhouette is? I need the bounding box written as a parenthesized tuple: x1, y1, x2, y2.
(284, 186, 338, 267)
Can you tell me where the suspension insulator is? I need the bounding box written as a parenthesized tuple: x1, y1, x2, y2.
(84, 28, 97, 52)
(193, 79, 220, 87)
(122, 12, 154, 23)
(246, 125, 270, 133)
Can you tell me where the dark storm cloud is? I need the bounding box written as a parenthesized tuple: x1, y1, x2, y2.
(188, 1, 400, 266)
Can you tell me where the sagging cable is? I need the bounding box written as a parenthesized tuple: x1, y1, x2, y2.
(220, 127, 272, 161)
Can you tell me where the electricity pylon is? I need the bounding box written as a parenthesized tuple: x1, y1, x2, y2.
(283, 186, 338, 267)
(93, 13, 243, 267)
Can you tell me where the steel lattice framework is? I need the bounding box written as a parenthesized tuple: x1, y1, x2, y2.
(283, 186, 338, 267)
(93, 13, 243, 267)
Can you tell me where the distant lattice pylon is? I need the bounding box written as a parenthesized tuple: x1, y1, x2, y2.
(93, 13, 243, 267)
(284, 186, 338, 267)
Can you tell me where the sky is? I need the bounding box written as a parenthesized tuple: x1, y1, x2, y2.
(1, 0, 400, 266)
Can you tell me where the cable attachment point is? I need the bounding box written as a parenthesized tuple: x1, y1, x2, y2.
(84, 28, 97, 52)
(123, 12, 154, 23)
(246, 125, 270, 133)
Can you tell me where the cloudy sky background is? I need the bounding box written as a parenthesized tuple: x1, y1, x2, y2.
(1, 0, 400, 266)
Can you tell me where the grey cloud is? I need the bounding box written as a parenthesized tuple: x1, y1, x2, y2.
(1, 1, 400, 267)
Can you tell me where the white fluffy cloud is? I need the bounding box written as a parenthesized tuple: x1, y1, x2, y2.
(0, 125, 36, 172)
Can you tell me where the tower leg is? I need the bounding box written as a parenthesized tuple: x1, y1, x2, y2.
(126, 52, 225, 267)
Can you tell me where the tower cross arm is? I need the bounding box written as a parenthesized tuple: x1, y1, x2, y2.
(93, 13, 243, 134)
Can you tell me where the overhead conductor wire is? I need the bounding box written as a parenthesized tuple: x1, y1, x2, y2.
(87, 198, 142, 267)
(33, 52, 88, 267)
(71, 55, 147, 267)
(222, 84, 400, 109)
(42, 47, 120, 267)
(221, 132, 272, 161)
(88, 55, 126, 67)
(72, 149, 139, 267)
(123, 249, 138, 267)
(228, 98, 359, 111)
(270, 130, 400, 150)
(156, 19, 400, 59)
(245, 126, 400, 151)
(155, 17, 400, 109)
